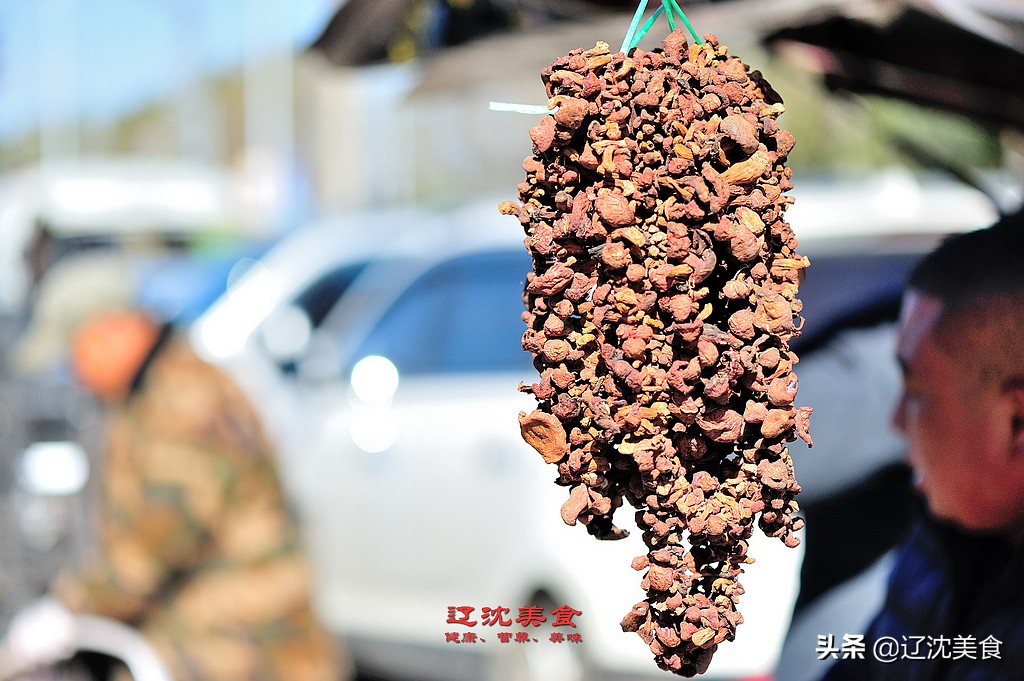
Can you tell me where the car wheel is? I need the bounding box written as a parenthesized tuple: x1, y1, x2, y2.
(491, 637, 586, 681)
(488, 595, 587, 681)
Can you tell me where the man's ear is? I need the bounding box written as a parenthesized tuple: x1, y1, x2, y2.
(1005, 379, 1024, 457)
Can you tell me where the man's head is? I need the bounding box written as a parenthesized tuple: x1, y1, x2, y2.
(70, 308, 159, 402)
(15, 252, 159, 402)
(893, 209, 1024, 539)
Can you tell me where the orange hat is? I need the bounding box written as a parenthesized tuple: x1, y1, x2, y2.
(71, 310, 160, 401)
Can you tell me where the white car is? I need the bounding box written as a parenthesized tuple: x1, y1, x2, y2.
(190, 176, 996, 681)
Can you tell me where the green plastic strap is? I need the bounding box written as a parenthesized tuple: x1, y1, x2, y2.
(619, 0, 650, 54)
(629, 5, 666, 50)
(662, 0, 677, 31)
(669, 0, 704, 44)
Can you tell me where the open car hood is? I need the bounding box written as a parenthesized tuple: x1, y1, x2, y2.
(763, 0, 1024, 131)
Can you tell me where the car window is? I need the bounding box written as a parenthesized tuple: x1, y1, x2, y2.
(352, 249, 534, 376)
(293, 262, 369, 329)
(270, 262, 370, 374)
(792, 251, 917, 353)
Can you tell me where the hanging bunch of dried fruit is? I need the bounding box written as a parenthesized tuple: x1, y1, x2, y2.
(500, 14, 812, 678)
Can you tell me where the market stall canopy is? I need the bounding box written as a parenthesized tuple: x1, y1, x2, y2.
(763, 0, 1024, 131)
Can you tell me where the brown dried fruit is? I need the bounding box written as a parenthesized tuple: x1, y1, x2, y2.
(718, 146, 770, 185)
(602, 242, 632, 269)
(720, 114, 759, 155)
(596, 191, 636, 227)
(519, 410, 569, 464)
(648, 563, 675, 592)
(528, 262, 575, 295)
(552, 96, 589, 129)
(767, 376, 798, 406)
(696, 408, 744, 443)
(561, 483, 591, 525)
(529, 115, 556, 153)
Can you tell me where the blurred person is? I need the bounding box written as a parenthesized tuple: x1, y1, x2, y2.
(23, 220, 56, 295)
(1, 252, 347, 681)
(821, 208, 1024, 680)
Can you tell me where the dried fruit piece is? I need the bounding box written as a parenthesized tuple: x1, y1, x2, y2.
(519, 410, 569, 464)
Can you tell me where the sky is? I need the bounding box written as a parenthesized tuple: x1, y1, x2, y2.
(0, 0, 341, 142)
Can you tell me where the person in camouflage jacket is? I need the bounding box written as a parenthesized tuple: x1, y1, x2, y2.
(49, 306, 346, 681)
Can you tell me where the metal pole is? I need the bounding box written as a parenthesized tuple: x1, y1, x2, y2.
(37, 0, 80, 163)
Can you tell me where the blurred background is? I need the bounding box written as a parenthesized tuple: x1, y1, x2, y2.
(0, 1, 1022, 680)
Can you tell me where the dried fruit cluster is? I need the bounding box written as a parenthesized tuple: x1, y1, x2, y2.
(501, 31, 812, 677)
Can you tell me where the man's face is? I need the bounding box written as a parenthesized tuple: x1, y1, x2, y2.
(893, 291, 1024, 535)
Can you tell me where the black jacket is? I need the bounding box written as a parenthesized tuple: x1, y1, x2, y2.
(823, 519, 1024, 681)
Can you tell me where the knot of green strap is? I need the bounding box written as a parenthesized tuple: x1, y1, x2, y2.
(620, 0, 704, 54)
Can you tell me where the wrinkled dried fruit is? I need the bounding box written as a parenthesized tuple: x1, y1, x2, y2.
(505, 31, 810, 678)
(519, 410, 569, 464)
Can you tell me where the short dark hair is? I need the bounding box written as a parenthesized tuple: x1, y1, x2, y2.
(908, 207, 1024, 314)
(907, 207, 1024, 383)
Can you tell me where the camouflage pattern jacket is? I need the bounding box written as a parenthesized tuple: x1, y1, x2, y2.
(55, 333, 346, 681)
